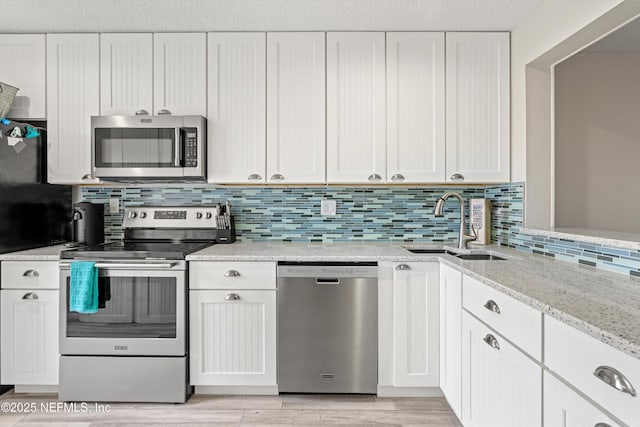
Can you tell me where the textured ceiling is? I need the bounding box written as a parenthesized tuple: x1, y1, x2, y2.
(0, 0, 543, 32)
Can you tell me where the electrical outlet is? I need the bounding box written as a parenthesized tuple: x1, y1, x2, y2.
(108, 198, 120, 214)
(321, 199, 337, 216)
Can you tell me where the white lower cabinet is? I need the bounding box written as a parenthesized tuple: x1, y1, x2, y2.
(1, 289, 59, 386)
(189, 261, 277, 394)
(544, 371, 620, 427)
(461, 310, 541, 427)
(439, 264, 462, 419)
(378, 262, 440, 395)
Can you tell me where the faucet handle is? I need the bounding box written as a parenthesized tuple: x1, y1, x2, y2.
(470, 223, 478, 240)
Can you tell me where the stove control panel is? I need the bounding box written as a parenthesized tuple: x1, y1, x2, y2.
(123, 206, 219, 229)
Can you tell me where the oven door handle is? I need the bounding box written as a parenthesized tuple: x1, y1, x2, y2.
(59, 262, 177, 270)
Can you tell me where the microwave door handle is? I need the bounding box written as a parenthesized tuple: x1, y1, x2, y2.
(174, 128, 182, 167)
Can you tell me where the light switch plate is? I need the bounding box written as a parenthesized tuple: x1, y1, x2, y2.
(321, 199, 337, 216)
(108, 198, 120, 214)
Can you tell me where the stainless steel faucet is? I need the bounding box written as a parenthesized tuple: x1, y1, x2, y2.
(434, 192, 476, 249)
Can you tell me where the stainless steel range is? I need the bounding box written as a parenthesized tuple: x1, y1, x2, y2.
(58, 206, 233, 403)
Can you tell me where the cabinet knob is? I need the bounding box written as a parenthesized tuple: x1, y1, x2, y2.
(483, 334, 500, 350)
(248, 174, 262, 181)
(395, 264, 411, 271)
(224, 270, 241, 277)
(22, 292, 39, 300)
(450, 173, 464, 181)
(390, 174, 405, 182)
(224, 293, 241, 301)
(368, 173, 382, 183)
(483, 300, 501, 314)
(270, 173, 285, 181)
(22, 269, 40, 277)
(135, 109, 149, 116)
(157, 109, 172, 115)
(593, 366, 637, 397)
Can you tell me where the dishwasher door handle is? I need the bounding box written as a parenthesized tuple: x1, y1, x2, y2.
(316, 278, 340, 285)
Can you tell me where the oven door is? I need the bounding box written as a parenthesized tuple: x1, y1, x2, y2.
(59, 261, 186, 356)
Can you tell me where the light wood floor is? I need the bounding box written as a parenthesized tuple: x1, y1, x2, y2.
(0, 391, 463, 426)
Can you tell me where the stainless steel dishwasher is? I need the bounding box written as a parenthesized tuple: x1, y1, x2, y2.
(277, 261, 378, 394)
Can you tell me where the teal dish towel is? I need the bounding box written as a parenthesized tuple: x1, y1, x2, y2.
(70, 261, 98, 314)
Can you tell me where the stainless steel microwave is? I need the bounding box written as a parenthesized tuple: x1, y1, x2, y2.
(91, 115, 206, 181)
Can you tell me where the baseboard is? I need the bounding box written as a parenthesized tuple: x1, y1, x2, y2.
(194, 385, 279, 395)
(14, 385, 58, 394)
(376, 385, 443, 397)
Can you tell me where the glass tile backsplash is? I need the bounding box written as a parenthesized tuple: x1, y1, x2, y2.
(81, 182, 640, 278)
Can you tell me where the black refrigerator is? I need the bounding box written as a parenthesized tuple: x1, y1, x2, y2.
(0, 119, 72, 393)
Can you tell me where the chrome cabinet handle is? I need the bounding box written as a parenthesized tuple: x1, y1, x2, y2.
(390, 174, 405, 182)
(135, 109, 149, 115)
(593, 366, 637, 397)
(224, 293, 241, 301)
(224, 270, 241, 277)
(22, 269, 40, 277)
(248, 174, 262, 181)
(81, 174, 94, 180)
(157, 109, 171, 115)
(395, 264, 411, 271)
(22, 292, 39, 300)
(270, 173, 285, 181)
(483, 334, 500, 350)
(367, 173, 382, 183)
(594, 424, 612, 427)
(483, 300, 501, 314)
(450, 173, 464, 181)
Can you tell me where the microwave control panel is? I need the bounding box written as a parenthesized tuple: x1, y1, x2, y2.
(184, 127, 198, 167)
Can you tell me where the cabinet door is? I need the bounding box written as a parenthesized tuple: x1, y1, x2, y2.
(207, 33, 266, 184)
(446, 32, 510, 183)
(386, 32, 445, 183)
(439, 264, 462, 419)
(327, 32, 386, 184)
(392, 262, 439, 387)
(190, 290, 276, 386)
(153, 33, 206, 116)
(544, 371, 620, 427)
(266, 32, 325, 184)
(461, 311, 541, 427)
(1, 290, 58, 385)
(0, 34, 46, 119)
(46, 34, 100, 184)
(100, 33, 153, 115)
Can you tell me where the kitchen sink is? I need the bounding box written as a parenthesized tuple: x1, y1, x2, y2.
(403, 247, 506, 260)
(404, 248, 457, 255)
(454, 253, 505, 261)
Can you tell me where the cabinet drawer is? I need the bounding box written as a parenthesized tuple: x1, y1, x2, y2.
(463, 275, 542, 360)
(189, 261, 276, 290)
(1, 261, 59, 290)
(545, 315, 640, 426)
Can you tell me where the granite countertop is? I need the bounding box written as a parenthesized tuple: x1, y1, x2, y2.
(188, 241, 640, 360)
(0, 244, 69, 260)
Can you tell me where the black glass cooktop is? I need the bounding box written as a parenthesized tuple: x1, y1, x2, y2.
(60, 241, 214, 260)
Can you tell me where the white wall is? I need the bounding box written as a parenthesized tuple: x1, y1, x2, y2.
(555, 52, 640, 232)
(511, 0, 626, 183)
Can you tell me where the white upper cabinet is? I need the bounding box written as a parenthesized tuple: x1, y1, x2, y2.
(208, 33, 266, 184)
(0, 34, 46, 119)
(386, 32, 445, 183)
(153, 33, 206, 116)
(100, 33, 153, 116)
(446, 32, 510, 183)
(327, 32, 386, 184)
(266, 32, 325, 184)
(47, 34, 100, 184)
